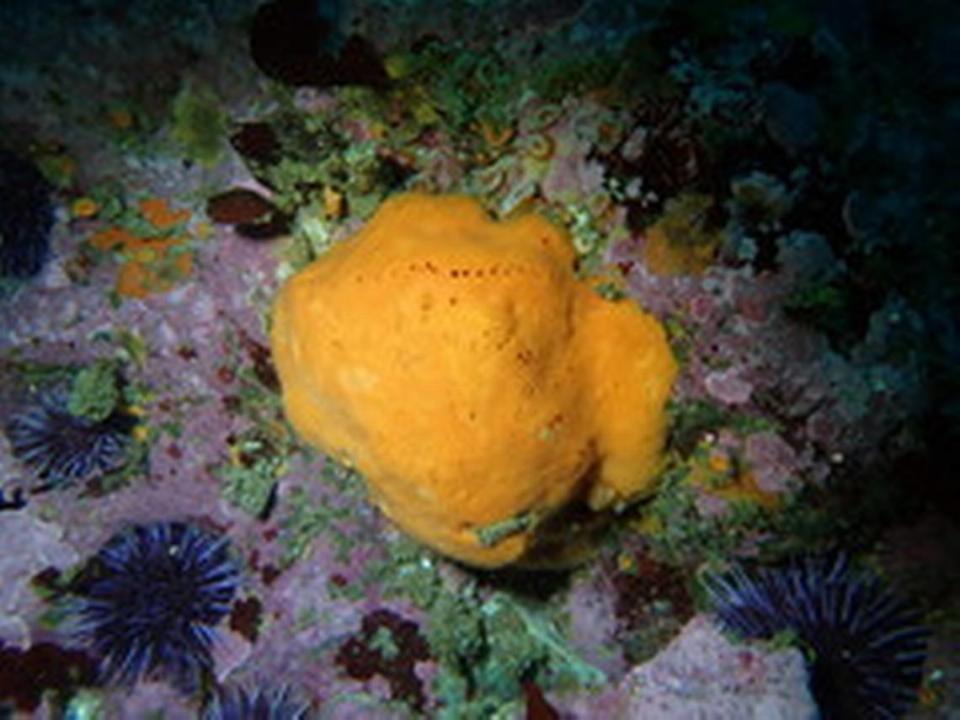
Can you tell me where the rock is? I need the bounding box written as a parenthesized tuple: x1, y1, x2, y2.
(563, 615, 818, 719)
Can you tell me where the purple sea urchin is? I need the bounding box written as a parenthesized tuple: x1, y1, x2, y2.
(702, 553, 929, 719)
(0, 149, 54, 279)
(72, 521, 240, 692)
(202, 685, 312, 720)
(4, 385, 134, 489)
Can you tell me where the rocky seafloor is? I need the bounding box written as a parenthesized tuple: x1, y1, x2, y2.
(1, 0, 957, 717)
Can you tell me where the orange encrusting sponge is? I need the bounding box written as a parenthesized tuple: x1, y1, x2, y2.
(271, 193, 677, 567)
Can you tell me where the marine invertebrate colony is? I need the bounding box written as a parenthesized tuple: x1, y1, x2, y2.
(71, 521, 240, 691)
(4, 385, 134, 489)
(0, 149, 54, 279)
(271, 193, 677, 567)
(88, 197, 194, 299)
(703, 553, 929, 719)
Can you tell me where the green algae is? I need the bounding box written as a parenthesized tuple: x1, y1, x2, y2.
(474, 512, 538, 548)
(170, 78, 227, 167)
(369, 625, 401, 661)
(63, 690, 105, 720)
(426, 589, 605, 718)
(8, 361, 75, 393)
(219, 428, 286, 518)
(353, 536, 605, 718)
(67, 359, 120, 423)
(638, 444, 839, 567)
(667, 398, 778, 454)
(278, 459, 368, 566)
(641, 464, 770, 564)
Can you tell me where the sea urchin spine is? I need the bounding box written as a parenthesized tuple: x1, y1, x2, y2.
(72, 521, 240, 692)
(702, 553, 929, 719)
(4, 385, 134, 489)
(202, 684, 312, 720)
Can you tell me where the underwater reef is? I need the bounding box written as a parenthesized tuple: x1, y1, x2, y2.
(0, 0, 957, 717)
(704, 553, 930, 719)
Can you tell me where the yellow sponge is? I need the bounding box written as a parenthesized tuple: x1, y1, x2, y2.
(271, 193, 677, 566)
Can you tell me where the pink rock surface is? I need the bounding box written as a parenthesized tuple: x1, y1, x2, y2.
(561, 615, 817, 719)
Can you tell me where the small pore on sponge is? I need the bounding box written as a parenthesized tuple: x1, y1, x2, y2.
(270, 193, 677, 567)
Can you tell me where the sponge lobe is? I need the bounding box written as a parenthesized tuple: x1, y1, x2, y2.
(272, 194, 676, 566)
